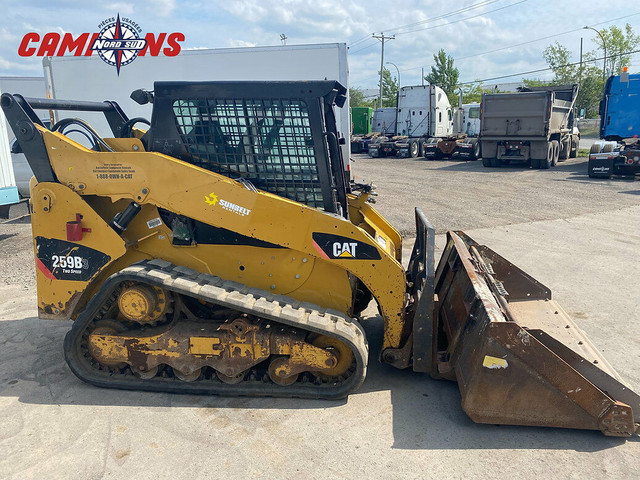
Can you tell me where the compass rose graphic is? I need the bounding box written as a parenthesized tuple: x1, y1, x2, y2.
(91, 14, 147, 75)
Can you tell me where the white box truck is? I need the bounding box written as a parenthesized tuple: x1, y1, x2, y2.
(38, 43, 350, 164)
(0, 77, 46, 200)
(0, 88, 18, 213)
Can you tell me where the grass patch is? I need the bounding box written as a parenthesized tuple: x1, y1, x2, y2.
(579, 127, 600, 138)
(578, 148, 590, 157)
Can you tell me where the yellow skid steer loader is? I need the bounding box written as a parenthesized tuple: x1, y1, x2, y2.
(2, 81, 638, 436)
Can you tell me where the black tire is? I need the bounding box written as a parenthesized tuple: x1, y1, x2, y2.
(409, 140, 419, 158)
(482, 157, 492, 167)
(602, 143, 614, 153)
(490, 157, 501, 167)
(589, 143, 600, 155)
(540, 142, 552, 169)
(531, 158, 541, 169)
(418, 141, 424, 158)
(570, 137, 579, 158)
(559, 139, 570, 161)
(473, 140, 481, 160)
(551, 140, 560, 167)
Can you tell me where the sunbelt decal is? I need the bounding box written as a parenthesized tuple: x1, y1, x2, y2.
(312, 233, 381, 260)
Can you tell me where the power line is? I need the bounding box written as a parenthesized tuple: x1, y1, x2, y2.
(455, 12, 640, 62)
(391, 0, 526, 37)
(386, 0, 503, 35)
(457, 49, 640, 86)
(396, 11, 640, 73)
(349, 0, 525, 55)
(348, 0, 509, 48)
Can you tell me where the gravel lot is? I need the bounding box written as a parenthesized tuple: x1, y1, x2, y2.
(351, 152, 639, 236)
(0, 153, 638, 479)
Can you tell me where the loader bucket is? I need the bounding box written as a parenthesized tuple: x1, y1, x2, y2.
(409, 209, 639, 436)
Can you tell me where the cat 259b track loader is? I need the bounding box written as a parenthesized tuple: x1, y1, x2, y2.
(2, 81, 638, 437)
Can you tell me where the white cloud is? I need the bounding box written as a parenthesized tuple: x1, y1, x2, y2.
(227, 39, 258, 48)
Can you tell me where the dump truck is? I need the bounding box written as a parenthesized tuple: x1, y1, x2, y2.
(2, 81, 638, 437)
(588, 71, 640, 179)
(480, 85, 580, 168)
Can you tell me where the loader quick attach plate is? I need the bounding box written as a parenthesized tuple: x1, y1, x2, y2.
(421, 227, 640, 436)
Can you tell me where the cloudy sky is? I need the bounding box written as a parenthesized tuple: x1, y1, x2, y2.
(1, 0, 638, 88)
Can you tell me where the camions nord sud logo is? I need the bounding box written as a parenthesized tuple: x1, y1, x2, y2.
(92, 14, 146, 75)
(18, 14, 185, 75)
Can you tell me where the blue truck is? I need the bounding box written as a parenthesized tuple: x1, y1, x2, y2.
(588, 71, 640, 178)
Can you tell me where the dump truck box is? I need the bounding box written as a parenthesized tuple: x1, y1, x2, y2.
(480, 85, 579, 166)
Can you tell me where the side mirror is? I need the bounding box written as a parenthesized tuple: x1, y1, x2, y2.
(130, 88, 154, 105)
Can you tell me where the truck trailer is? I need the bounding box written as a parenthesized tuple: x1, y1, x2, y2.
(480, 85, 580, 169)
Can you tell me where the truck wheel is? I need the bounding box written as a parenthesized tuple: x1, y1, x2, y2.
(559, 139, 570, 161)
(472, 140, 481, 160)
(418, 141, 424, 158)
(482, 157, 492, 167)
(602, 143, 614, 153)
(551, 140, 560, 166)
(409, 140, 419, 158)
(490, 157, 501, 167)
(531, 158, 541, 169)
(540, 142, 552, 169)
(589, 144, 601, 155)
(570, 138, 579, 158)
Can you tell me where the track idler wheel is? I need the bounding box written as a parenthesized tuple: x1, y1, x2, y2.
(268, 356, 299, 386)
(117, 283, 169, 325)
(311, 335, 353, 380)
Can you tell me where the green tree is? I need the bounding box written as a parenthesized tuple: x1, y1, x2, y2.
(532, 24, 640, 117)
(543, 43, 575, 84)
(349, 87, 366, 107)
(458, 82, 507, 104)
(376, 68, 398, 107)
(597, 24, 640, 75)
(533, 41, 601, 117)
(424, 49, 460, 104)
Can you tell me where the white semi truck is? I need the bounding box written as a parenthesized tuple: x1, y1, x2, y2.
(368, 85, 480, 159)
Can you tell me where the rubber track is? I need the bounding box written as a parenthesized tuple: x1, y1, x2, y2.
(64, 259, 369, 400)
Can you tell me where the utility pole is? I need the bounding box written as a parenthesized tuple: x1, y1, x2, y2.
(373, 33, 394, 109)
(579, 37, 583, 116)
(421, 67, 424, 86)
